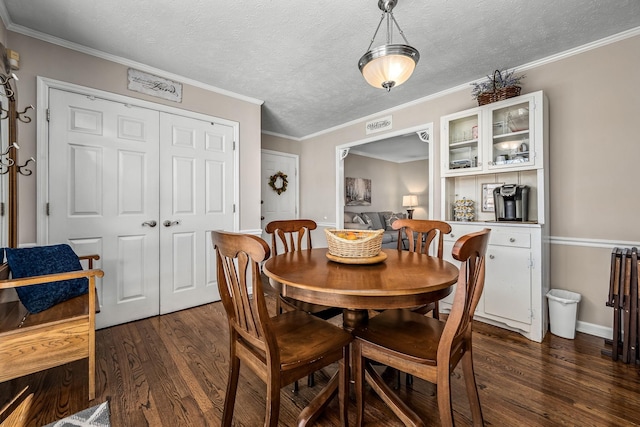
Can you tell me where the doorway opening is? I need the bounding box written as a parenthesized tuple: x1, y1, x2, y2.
(335, 123, 434, 227)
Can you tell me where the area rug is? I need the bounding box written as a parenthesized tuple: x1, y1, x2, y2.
(44, 401, 110, 427)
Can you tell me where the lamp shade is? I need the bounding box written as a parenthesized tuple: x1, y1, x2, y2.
(359, 44, 419, 90)
(403, 195, 418, 207)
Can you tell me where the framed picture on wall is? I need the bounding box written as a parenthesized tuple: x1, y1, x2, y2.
(482, 183, 503, 212)
(345, 177, 371, 206)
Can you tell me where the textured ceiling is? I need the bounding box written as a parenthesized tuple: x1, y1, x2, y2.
(2, 0, 640, 140)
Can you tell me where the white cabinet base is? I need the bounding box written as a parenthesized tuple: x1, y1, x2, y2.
(440, 222, 549, 343)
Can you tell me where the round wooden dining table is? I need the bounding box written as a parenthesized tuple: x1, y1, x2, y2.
(262, 247, 460, 426)
(263, 247, 459, 329)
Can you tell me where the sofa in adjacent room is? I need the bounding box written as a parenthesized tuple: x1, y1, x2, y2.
(343, 211, 406, 249)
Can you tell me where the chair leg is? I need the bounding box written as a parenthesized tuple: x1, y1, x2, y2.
(339, 346, 350, 427)
(308, 372, 315, 387)
(354, 342, 365, 427)
(436, 367, 454, 427)
(88, 332, 96, 401)
(395, 370, 413, 388)
(265, 374, 281, 427)
(293, 380, 299, 393)
(432, 301, 440, 320)
(222, 353, 240, 427)
(461, 350, 484, 426)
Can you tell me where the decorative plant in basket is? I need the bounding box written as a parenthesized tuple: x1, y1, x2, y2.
(471, 69, 525, 106)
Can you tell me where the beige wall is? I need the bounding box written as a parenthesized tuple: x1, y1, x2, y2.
(344, 154, 403, 213)
(267, 33, 640, 333)
(5, 31, 262, 243)
(400, 159, 430, 219)
(262, 133, 301, 155)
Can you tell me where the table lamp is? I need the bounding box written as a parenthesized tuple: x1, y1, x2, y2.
(402, 195, 418, 219)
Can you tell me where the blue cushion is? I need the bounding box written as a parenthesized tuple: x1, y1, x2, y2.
(5, 244, 88, 314)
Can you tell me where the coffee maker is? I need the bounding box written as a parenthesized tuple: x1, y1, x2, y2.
(493, 184, 529, 222)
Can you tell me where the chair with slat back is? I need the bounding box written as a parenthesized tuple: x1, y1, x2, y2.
(353, 228, 490, 427)
(212, 231, 352, 427)
(392, 218, 453, 319)
(264, 219, 342, 389)
(389, 219, 454, 387)
(265, 219, 341, 316)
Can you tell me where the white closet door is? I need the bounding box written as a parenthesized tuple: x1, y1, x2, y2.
(158, 112, 235, 314)
(48, 89, 161, 328)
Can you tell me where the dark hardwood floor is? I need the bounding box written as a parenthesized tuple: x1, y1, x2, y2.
(2, 297, 640, 426)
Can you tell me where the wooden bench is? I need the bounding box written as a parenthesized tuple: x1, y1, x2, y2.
(0, 255, 104, 400)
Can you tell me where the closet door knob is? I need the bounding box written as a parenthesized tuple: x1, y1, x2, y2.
(142, 220, 157, 227)
(163, 220, 181, 227)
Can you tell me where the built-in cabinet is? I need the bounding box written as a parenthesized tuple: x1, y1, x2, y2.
(438, 91, 549, 343)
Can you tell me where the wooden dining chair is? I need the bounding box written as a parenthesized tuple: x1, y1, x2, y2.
(392, 218, 452, 319)
(264, 219, 342, 389)
(389, 219, 453, 387)
(211, 230, 352, 427)
(353, 228, 490, 427)
(264, 219, 339, 316)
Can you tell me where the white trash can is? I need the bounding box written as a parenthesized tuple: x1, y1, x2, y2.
(546, 289, 581, 339)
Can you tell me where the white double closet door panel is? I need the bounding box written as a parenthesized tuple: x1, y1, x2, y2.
(159, 112, 235, 314)
(48, 89, 161, 328)
(47, 89, 235, 328)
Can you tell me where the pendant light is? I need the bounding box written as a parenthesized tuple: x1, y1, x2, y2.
(358, 0, 420, 91)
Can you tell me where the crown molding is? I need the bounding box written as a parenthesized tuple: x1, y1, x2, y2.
(261, 129, 303, 142)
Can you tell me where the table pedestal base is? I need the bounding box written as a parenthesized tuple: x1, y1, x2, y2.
(343, 309, 369, 330)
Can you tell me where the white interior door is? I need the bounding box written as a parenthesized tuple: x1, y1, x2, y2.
(261, 150, 298, 240)
(159, 112, 235, 314)
(48, 89, 161, 328)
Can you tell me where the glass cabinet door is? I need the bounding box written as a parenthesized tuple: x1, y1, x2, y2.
(443, 111, 481, 174)
(488, 99, 533, 169)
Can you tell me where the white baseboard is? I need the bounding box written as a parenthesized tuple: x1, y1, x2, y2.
(576, 320, 612, 340)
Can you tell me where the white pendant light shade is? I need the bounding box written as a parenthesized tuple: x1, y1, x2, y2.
(359, 44, 419, 90)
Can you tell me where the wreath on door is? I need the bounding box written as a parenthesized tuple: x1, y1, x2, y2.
(268, 171, 288, 195)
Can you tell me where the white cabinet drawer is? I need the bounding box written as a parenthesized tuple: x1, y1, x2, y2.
(490, 232, 531, 248)
(445, 223, 531, 249)
(445, 223, 485, 242)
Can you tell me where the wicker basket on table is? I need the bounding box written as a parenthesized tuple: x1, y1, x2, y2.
(325, 228, 384, 258)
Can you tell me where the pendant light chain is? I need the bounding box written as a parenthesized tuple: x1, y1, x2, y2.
(365, 13, 386, 52)
(390, 13, 411, 45)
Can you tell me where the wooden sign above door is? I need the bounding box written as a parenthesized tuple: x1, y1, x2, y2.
(127, 68, 183, 102)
